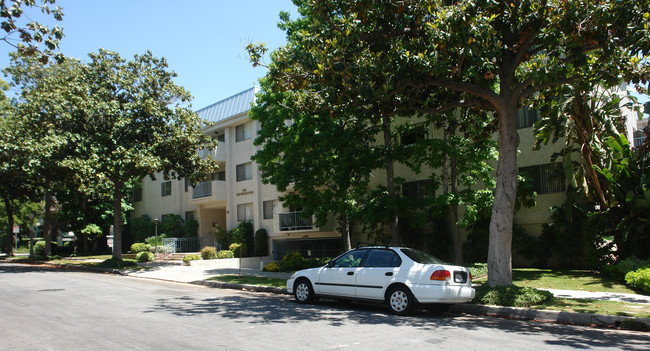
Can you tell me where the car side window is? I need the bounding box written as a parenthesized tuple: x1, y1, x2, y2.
(333, 250, 367, 268)
(365, 249, 401, 268)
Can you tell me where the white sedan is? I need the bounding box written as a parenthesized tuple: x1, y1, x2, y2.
(287, 246, 475, 314)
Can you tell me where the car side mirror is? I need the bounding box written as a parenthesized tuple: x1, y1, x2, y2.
(327, 260, 335, 268)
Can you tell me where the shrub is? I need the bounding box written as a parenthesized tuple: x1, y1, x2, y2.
(472, 285, 554, 308)
(214, 225, 231, 249)
(602, 256, 650, 281)
(283, 251, 304, 262)
(130, 214, 154, 243)
(217, 250, 234, 259)
(264, 261, 281, 272)
(97, 258, 138, 268)
(229, 243, 249, 258)
(145, 235, 166, 246)
(468, 263, 488, 280)
(200, 246, 218, 260)
(33, 241, 46, 256)
(130, 243, 151, 254)
(182, 254, 202, 264)
(161, 214, 185, 237)
(626, 267, 650, 292)
(304, 257, 330, 268)
(254, 228, 269, 256)
(136, 252, 155, 262)
(184, 214, 199, 238)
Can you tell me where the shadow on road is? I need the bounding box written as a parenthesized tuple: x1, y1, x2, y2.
(144, 292, 650, 350)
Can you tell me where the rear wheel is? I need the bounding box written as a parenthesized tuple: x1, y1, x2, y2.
(294, 279, 315, 304)
(387, 286, 414, 315)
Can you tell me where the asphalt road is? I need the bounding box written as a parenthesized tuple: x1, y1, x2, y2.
(1, 262, 649, 351)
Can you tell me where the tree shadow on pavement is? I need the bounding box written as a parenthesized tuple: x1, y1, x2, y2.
(144, 292, 650, 350)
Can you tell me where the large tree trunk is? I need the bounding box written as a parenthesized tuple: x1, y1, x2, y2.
(112, 180, 124, 260)
(43, 188, 53, 256)
(2, 197, 15, 256)
(382, 114, 400, 245)
(487, 101, 519, 287)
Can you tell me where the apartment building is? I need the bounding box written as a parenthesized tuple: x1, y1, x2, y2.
(132, 85, 642, 259)
(132, 87, 340, 259)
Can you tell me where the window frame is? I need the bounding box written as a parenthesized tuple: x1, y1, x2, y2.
(236, 162, 253, 182)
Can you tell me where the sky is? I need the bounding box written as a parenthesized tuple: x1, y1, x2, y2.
(0, 0, 297, 110)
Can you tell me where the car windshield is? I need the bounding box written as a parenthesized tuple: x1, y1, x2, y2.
(400, 248, 446, 264)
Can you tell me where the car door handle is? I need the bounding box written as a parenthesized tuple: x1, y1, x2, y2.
(385, 272, 393, 276)
(347, 272, 354, 275)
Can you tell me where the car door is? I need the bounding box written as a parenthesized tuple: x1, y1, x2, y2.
(315, 250, 367, 297)
(354, 249, 402, 300)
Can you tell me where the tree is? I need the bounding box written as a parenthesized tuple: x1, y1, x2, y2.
(5, 49, 217, 260)
(1, 0, 64, 63)
(0, 88, 40, 255)
(71, 49, 217, 260)
(249, 0, 649, 287)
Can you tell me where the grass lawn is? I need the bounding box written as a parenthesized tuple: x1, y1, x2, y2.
(3, 255, 145, 271)
(208, 275, 287, 288)
(535, 298, 650, 319)
(473, 268, 640, 295)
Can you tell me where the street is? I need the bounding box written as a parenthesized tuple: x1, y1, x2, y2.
(1, 262, 648, 350)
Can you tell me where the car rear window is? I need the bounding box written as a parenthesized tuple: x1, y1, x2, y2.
(400, 248, 446, 264)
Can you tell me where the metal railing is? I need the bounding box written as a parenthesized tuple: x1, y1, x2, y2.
(192, 181, 212, 199)
(634, 136, 646, 147)
(161, 238, 201, 253)
(279, 211, 314, 231)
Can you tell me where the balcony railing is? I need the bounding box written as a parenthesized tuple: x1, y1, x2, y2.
(279, 211, 314, 231)
(634, 136, 646, 147)
(192, 181, 212, 199)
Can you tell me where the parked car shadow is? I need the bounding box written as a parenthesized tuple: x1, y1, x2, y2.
(143, 291, 650, 349)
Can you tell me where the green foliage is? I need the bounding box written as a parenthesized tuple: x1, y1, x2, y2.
(96, 257, 138, 268)
(214, 225, 231, 250)
(602, 256, 650, 281)
(161, 214, 184, 237)
(0, 0, 64, 64)
(130, 243, 151, 254)
(283, 251, 304, 262)
(254, 228, 269, 256)
(263, 261, 281, 272)
(625, 268, 650, 292)
(229, 243, 249, 258)
(473, 285, 554, 308)
(217, 250, 234, 259)
(183, 214, 199, 238)
(200, 246, 217, 260)
(182, 254, 201, 264)
(33, 240, 45, 256)
(144, 235, 166, 247)
(231, 221, 254, 256)
(130, 215, 154, 243)
(135, 251, 154, 262)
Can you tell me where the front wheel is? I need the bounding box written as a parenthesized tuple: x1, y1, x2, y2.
(387, 286, 414, 315)
(294, 279, 315, 304)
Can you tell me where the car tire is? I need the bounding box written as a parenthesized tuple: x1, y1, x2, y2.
(387, 286, 414, 315)
(294, 279, 315, 304)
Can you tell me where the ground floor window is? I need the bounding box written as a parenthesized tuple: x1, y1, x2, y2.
(273, 237, 342, 260)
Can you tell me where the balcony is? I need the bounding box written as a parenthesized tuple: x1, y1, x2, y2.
(278, 211, 314, 231)
(191, 180, 226, 201)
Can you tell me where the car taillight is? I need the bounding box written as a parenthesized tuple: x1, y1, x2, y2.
(430, 270, 451, 281)
(469, 272, 473, 281)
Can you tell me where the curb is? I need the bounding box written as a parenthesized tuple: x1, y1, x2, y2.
(191, 279, 287, 294)
(191, 279, 650, 331)
(449, 303, 650, 330)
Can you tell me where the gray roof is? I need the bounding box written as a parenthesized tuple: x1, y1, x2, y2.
(196, 87, 257, 123)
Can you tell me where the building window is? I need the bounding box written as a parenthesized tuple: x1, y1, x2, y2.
(185, 211, 196, 222)
(519, 163, 565, 194)
(236, 162, 252, 181)
(212, 171, 226, 181)
(216, 134, 225, 142)
(402, 179, 435, 200)
(401, 123, 427, 145)
(516, 106, 539, 129)
(235, 123, 252, 142)
(263, 200, 275, 219)
(133, 186, 142, 202)
(237, 203, 253, 222)
(161, 181, 172, 197)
